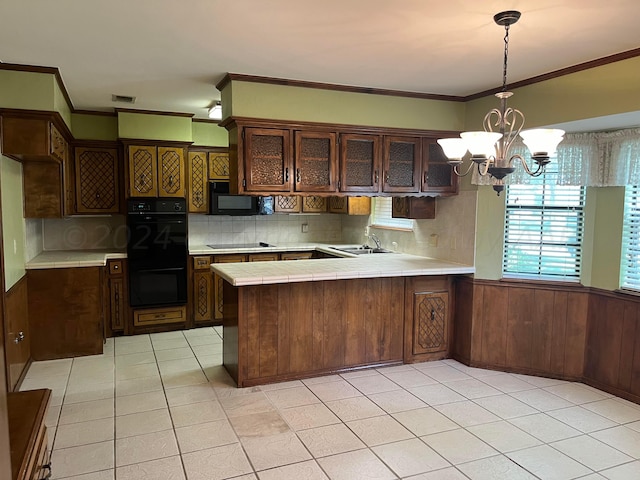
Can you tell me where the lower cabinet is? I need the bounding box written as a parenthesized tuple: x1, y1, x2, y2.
(27, 267, 104, 360)
(5, 276, 30, 391)
(404, 276, 452, 363)
(106, 259, 128, 335)
(8, 389, 51, 480)
(193, 256, 214, 323)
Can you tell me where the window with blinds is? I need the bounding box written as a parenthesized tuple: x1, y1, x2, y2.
(503, 172, 585, 281)
(371, 197, 414, 230)
(620, 185, 640, 292)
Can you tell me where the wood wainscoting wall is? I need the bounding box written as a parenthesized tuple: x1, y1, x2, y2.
(453, 276, 640, 404)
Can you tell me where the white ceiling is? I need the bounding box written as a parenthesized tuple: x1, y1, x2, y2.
(1, 0, 640, 121)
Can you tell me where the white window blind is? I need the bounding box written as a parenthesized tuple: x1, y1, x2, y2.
(371, 197, 414, 230)
(620, 185, 640, 292)
(503, 171, 585, 281)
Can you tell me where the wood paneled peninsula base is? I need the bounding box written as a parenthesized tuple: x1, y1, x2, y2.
(212, 254, 473, 387)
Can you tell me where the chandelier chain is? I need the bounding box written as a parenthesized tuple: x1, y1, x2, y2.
(502, 24, 510, 92)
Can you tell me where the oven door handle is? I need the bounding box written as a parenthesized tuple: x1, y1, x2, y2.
(134, 267, 186, 273)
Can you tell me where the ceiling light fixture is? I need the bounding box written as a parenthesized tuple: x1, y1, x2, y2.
(208, 101, 222, 120)
(437, 11, 565, 195)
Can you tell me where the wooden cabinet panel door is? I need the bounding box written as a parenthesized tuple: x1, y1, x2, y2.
(301, 196, 326, 213)
(413, 291, 449, 355)
(422, 139, 458, 195)
(188, 151, 208, 213)
(194, 271, 214, 323)
(158, 147, 186, 197)
(209, 152, 230, 180)
(128, 145, 158, 197)
(294, 131, 336, 192)
(244, 128, 291, 192)
(109, 277, 126, 331)
(75, 147, 120, 213)
(274, 195, 301, 213)
(383, 136, 421, 193)
(339, 134, 381, 193)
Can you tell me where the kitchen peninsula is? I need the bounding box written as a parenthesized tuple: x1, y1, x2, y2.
(211, 252, 474, 387)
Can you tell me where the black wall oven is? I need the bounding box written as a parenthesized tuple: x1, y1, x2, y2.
(127, 198, 188, 308)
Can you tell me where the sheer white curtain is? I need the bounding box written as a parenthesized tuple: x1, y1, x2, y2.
(471, 128, 640, 187)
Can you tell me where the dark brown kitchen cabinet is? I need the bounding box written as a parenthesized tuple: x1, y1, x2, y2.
(127, 144, 186, 198)
(339, 134, 381, 193)
(392, 196, 436, 219)
(294, 131, 336, 192)
(107, 259, 127, 335)
(421, 138, 458, 195)
(274, 195, 301, 213)
(74, 146, 120, 214)
(2, 112, 75, 217)
(383, 136, 421, 193)
(188, 151, 208, 213)
(193, 256, 214, 323)
(243, 128, 291, 192)
(27, 267, 104, 360)
(5, 277, 29, 392)
(404, 276, 452, 363)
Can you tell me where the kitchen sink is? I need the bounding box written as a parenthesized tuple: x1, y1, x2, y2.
(335, 246, 394, 255)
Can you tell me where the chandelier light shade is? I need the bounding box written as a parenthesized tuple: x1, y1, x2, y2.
(437, 10, 565, 195)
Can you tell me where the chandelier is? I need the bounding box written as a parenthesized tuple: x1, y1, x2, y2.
(437, 11, 565, 195)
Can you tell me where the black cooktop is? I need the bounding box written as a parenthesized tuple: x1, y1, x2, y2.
(207, 242, 274, 249)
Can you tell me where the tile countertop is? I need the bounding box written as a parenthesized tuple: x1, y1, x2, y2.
(188, 242, 344, 255)
(25, 250, 127, 269)
(210, 252, 475, 286)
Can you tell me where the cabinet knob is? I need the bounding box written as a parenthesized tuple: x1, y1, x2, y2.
(113, 264, 119, 270)
(374, 170, 379, 184)
(169, 175, 174, 186)
(285, 168, 289, 182)
(296, 168, 301, 183)
(14, 331, 24, 344)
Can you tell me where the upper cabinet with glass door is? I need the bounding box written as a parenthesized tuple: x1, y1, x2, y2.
(243, 128, 292, 192)
(294, 131, 337, 192)
(421, 139, 459, 195)
(383, 136, 421, 193)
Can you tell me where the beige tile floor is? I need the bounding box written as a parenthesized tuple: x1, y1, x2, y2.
(21, 326, 640, 480)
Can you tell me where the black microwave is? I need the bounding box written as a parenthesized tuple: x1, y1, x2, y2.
(208, 182, 273, 216)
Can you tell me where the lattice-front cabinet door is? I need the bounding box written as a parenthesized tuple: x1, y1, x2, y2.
(188, 151, 208, 213)
(274, 195, 301, 213)
(194, 271, 213, 322)
(208, 152, 230, 180)
(128, 145, 158, 197)
(339, 134, 381, 193)
(383, 136, 421, 193)
(75, 147, 120, 213)
(294, 131, 336, 192)
(244, 128, 291, 192)
(302, 196, 327, 213)
(158, 147, 186, 197)
(328, 196, 347, 213)
(413, 291, 449, 355)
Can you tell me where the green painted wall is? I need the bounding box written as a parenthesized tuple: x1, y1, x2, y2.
(474, 186, 506, 280)
(589, 187, 625, 290)
(227, 81, 466, 131)
(117, 112, 193, 142)
(1, 156, 26, 291)
(465, 56, 640, 130)
(71, 113, 119, 141)
(0, 70, 55, 112)
(53, 80, 72, 128)
(192, 122, 229, 147)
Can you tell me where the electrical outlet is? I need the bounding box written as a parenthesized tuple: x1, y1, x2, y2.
(301, 223, 309, 233)
(13, 239, 17, 254)
(450, 237, 457, 250)
(365, 226, 370, 236)
(428, 234, 438, 247)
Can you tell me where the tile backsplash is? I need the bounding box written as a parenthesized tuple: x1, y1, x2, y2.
(188, 214, 343, 247)
(24, 218, 43, 262)
(40, 216, 128, 251)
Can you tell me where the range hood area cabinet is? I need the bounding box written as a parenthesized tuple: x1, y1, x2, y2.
(224, 119, 459, 197)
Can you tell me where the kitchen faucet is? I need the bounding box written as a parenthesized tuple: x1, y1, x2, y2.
(369, 233, 382, 249)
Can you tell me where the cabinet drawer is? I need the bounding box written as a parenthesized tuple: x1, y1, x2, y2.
(280, 252, 313, 260)
(108, 260, 124, 275)
(193, 256, 212, 270)
(134, 306, 187, 326)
